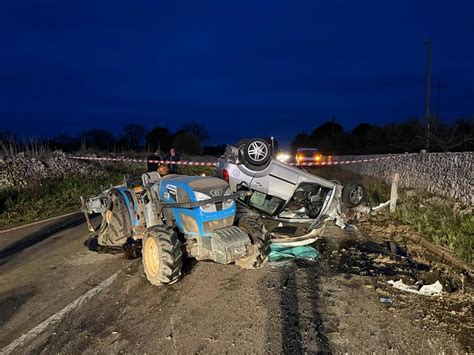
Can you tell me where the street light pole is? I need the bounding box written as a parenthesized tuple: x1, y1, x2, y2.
(424, 39, 432, 151)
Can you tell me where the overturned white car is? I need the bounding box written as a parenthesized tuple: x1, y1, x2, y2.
(215, 138, 365, 244)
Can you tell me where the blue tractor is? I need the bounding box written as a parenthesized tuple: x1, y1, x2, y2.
(82, 172, 269, 286)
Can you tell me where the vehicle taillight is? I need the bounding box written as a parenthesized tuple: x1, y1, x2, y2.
(222, 169, 229, 182)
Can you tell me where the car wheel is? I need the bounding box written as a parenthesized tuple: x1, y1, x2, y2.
(241, 138, 272, 170)
(342, 182, 365, 208)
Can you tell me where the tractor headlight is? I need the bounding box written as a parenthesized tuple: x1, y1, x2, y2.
(223, 188, 234, 209)
(194, 191, 217, 212)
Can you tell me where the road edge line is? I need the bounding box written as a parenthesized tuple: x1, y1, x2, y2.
(0, 265, 126, 354)
(0, 211, 81, 235)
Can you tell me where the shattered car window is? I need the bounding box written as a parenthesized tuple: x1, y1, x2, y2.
(249, 191, 283, 215)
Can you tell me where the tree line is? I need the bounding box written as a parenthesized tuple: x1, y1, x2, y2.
(291, 118, 474, 154)
(1, 117, 472, 157)
(0, 122, 226, 156)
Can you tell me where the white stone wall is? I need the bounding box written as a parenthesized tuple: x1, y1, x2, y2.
(0, 152, 136, 188)
(0, 152, 216, 189)
(335, 152, 473, 205)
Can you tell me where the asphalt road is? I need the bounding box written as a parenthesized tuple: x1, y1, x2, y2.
(0, 216, 472, 354)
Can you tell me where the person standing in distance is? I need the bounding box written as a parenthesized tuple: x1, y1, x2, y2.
(165, 148, 181, 174)
(146, 149, 162, 172)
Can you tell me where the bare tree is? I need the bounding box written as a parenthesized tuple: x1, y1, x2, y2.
(182, 122, 210, 142)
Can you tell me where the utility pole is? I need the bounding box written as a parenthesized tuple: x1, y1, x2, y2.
(424, 39, 432, 151)
(434, 79, 447, 120)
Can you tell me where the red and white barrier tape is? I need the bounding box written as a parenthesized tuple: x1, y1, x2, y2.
(69, 155, 391, 167)
(70, 156, 217, 166)
(288, 156, 392, 166)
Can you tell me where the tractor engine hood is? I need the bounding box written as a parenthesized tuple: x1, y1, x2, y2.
(187, 177, 229, 197)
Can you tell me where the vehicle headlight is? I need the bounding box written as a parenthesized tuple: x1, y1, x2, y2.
(194, 191, 217, 212)
(276, 152, 290, 162)
(223, 188, 234, 209)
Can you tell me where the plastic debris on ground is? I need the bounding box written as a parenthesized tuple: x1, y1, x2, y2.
(379, 296, 393, 304)
(387, 279, 443, 296)
(269, 260, 295, 268)
(269, 243, 320, 265)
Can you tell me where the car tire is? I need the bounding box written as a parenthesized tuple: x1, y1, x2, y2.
(235, 217, 270, 269)
(97, 189, 132, 247)
(234, 138, 250, 164)
(342, 182, 365, 208)
(241, 138, 272, 170)
(142, 226, 183, 286)
(235, 138, 250, 151)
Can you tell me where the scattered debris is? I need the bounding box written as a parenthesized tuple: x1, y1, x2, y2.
(379, 296, 393, 303)
(270, 227, 320, 246)
(388, 279, 443, 296)
(371, 200, 391, 212)
(269, 260, 294, 268)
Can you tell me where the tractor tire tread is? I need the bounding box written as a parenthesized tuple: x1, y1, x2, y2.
(142, 226, 183, 286)
(98, 190, 132, 247)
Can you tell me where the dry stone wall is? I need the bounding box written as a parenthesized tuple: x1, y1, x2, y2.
(0, 152, 139, 189)
(336, 152, 473, 205)
(0, 152, 217, 189)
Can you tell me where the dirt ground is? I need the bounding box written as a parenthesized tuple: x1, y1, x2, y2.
(0, 214, 472, 354)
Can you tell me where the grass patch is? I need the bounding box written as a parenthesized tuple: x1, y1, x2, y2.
(0, 173, 125, 228)
(394, 194, 473, 264)
(0, 166, 214, 229)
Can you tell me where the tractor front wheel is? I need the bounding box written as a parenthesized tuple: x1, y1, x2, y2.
(235, 218, 270, 269)
(142, 226, 183, 286)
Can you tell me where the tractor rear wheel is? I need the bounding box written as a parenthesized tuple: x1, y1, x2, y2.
(235, 218, 270, 269)
(142, 226, 183, 286)
(98, 189, 132, 247)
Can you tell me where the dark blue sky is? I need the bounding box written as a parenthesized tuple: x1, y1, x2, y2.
(1, 1, 473, 145)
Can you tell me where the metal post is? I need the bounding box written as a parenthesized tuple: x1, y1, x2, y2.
(424, 40, 432, 151)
